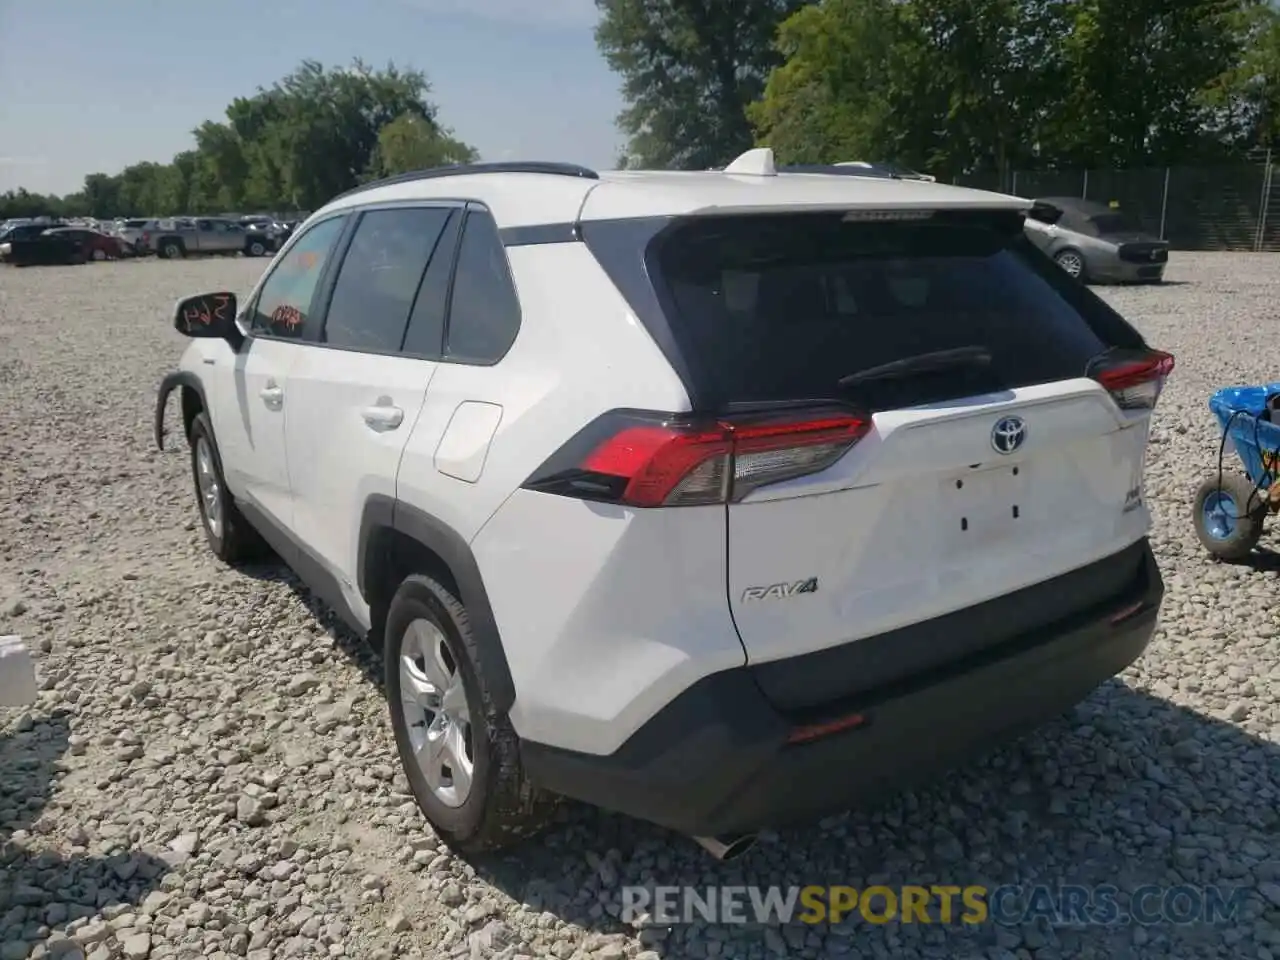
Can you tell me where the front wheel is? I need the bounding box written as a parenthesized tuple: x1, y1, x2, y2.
(385, 574, 556, 853)
(187, 413, 266, 563)
(1193, 472, 1267, 561)
(246, 240, 267, 257)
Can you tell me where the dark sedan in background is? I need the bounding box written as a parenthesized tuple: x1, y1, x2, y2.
(1023, 196, 1169, 283)
(0, 224, 88, 266)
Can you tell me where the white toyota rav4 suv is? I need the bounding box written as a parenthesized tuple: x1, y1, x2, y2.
(155, 148, 1171, 860)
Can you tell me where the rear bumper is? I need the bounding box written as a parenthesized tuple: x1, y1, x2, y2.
(1096, 260, 1166, 282)
(520, 539, 1163, 836)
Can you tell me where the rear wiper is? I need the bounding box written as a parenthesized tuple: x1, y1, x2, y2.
(836, 346, 993, 390)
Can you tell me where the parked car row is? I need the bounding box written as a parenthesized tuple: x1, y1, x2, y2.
(0, 213, 302, 266)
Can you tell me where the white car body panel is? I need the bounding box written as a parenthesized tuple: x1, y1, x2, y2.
(726, 380, 1152, 664)
(283, 346, 437, 627)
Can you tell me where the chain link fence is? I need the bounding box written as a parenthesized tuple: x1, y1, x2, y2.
(955, 153, 1279, 252)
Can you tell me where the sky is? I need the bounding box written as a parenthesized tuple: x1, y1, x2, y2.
(0, 0, 624, 197)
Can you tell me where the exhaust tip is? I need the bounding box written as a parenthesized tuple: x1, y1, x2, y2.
(691, 833, 758, 861)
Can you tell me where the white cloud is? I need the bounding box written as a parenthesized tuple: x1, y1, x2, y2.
(391, 0, 598, 28)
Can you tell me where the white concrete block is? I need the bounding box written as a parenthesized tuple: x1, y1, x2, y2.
(0, 634, 37, 706)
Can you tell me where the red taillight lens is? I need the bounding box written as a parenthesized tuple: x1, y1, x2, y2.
(581, 424, 732, 506)
(1089, 349, 1174, 411)
(526, 410, 871, 507)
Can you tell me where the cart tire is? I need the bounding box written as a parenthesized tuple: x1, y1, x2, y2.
(1193, 473, 1267, 561)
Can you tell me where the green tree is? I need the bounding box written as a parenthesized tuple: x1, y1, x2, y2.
(1203, 1, 1280, 149)
(595, 0, 808, 169)
(367, 113, 478, 178)
(1048, 0, 1251, 166)
(748, 0, 925, 166)
(0, 188, 69, 220)
(80, 173, 123, 219)
(752, 0, 1260, 177)
(2, 59, 476, 219)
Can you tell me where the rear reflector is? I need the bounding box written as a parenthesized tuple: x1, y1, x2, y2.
(787, 712, 867, 744)
(1108, 600, 1148, 626)
(1088, 348, 1174, 411)
(525, 409, 871, 507)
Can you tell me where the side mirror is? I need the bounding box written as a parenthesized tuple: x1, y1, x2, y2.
(173, 292, 241, 347)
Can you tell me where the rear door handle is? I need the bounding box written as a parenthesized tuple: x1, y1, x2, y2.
(360, 403, 404, 430)
(260, 383, 283, 409)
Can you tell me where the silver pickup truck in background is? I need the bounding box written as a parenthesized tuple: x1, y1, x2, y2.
(150, 217, 276, 259)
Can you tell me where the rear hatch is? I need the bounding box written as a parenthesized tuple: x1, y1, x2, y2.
(567, 207, 1171, 712)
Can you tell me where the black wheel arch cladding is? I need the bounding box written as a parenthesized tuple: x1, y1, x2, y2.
(155, 371, 209, 451)
(358, 495, 517, 713)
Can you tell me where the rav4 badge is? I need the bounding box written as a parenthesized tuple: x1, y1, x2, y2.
(742, 578, 819, 602)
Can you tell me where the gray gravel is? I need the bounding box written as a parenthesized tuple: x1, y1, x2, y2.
(1, 253, 1278, 959)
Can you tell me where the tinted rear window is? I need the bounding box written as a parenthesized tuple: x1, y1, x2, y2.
(588, 210, 1144, 410)
(1090, 213, 1137, 235)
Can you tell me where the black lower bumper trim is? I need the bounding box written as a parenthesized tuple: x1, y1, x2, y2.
(520, 539, 1163, 836)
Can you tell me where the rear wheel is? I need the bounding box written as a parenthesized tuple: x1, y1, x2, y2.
(247, 240, 267, 257)
(91, 248, 107, 261)
(161, 240, 183, 259)
(1193, 473, 1267, 561)
(385, 574, 556, 853)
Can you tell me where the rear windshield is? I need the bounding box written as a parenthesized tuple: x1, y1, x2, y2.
(585, 209, 1144, 410)
(1089, 213, 1137, 235)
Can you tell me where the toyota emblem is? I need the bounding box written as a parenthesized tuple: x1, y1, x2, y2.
(991, 415, 1026, 455)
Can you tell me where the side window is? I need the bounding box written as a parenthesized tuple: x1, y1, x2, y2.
(401, 209, 462, 358)
(323, 207, 453, 353)
(250, 216, 347, 339)
(444, 210, 521, 364)
(196, 219, 213, 231)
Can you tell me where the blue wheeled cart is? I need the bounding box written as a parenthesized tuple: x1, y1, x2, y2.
(1192, 384, 1280, 560)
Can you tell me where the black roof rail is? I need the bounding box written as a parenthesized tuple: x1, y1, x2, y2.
(777, 163, 897, 180)
(333, 161, 599, 201)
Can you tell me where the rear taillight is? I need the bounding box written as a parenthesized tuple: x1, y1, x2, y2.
(524, 409, 871, 507)
(1088, 348, 1174, 411)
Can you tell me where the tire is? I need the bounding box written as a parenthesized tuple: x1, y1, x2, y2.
(161, 240, 183, 260)
(385, 574, 556, 853)
(1192, 472, 1267, 562)
(187, 413, 266, 564)
(1054, 248, 1086, 281)
(91, 247, 107, 261)
(247, 240, 267, 257)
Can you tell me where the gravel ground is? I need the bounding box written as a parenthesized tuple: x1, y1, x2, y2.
(0, 253, 1278, 960)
